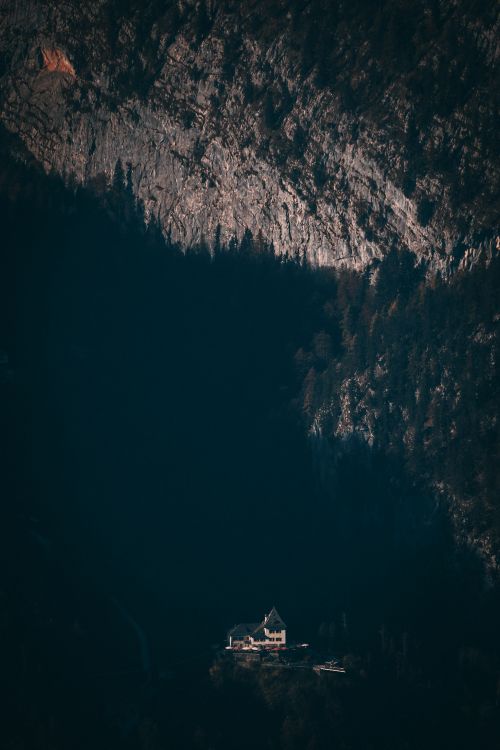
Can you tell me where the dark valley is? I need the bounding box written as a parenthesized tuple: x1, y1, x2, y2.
(0, 1, 499, 749)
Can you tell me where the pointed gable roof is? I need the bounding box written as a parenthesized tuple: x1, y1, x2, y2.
(265, 606, 286, 629)
(253, 606, 286, 634)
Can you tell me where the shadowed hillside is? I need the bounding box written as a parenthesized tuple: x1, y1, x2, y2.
(1, 126, 499, 748)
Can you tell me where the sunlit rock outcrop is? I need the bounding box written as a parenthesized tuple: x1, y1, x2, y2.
(0, 0, 497, 268)
(40, 48, 76, 76)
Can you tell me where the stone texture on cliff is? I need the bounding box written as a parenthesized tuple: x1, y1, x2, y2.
(40, 48, 76, 76)
(0, 0, 498, 268)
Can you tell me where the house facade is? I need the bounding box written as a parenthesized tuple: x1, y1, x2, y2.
(227, 607, 287, 649)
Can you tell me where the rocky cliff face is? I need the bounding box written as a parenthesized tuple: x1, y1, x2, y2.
(0, 0, 498, 268)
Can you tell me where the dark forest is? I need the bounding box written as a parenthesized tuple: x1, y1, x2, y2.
(1, 125, 499, 748)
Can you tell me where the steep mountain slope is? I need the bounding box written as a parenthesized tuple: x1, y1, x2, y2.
(1, 130, 499, 750)
(1, 0, 498, 268)
(301, 255, 500, 570)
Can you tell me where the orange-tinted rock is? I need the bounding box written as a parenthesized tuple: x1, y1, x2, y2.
(41, 48, 75, 77)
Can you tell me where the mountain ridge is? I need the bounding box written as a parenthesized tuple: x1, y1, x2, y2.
(1, 0, 498, 268)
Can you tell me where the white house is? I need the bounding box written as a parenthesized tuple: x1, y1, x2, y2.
(227, 607, 287, 649)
